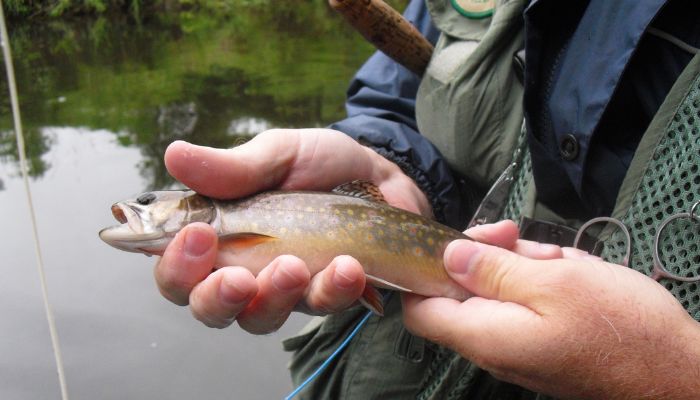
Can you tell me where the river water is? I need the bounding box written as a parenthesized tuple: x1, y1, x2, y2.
(0, 6, 375, 399)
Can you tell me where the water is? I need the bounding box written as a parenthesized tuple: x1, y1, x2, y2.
(0, 7, 375, 399)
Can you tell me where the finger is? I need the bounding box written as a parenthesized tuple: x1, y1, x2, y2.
(465, 220, 520, 249)
(512, 239, 564, 260)
(154, 223, 218, 306)
(443, 239, 545, 304)
(402, 294, 540, 363)
(465, 221, 563, 259)
(562, 246, 602, 261)
(236, 255, 310, 334)
(189, 267, 258, 328)
(303, 255, 366, 314)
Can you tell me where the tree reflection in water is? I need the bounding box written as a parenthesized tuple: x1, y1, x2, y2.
(0, 3, 378, 189)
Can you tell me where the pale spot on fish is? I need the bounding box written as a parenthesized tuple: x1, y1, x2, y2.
(347, 209, 354, 216)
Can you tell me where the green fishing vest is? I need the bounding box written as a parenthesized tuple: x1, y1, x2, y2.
(416, 0, 525, 189)
(283, 2, 700, 398)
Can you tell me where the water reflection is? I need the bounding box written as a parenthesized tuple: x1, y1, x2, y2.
(0, 6, 373, 187)
(0, 4, 378, 398)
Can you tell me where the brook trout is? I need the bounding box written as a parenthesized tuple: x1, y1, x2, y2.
(99, 181, 471, 314)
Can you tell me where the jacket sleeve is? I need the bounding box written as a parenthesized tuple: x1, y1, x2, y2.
(329, 0, 471, 228)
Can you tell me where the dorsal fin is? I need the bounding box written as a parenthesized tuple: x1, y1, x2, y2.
(332, 180, 387, 203)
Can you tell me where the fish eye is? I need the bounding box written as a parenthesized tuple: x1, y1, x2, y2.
(136, 192, 156, 205)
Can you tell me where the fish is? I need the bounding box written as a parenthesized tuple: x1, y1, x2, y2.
(99, 181, 471, 315)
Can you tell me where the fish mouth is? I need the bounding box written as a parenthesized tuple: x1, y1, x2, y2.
(110, 203, 144, 234)
(98, 225, 164, 242)
(111, 204, 127, 224)
(98, 224, 166, 254)
(99, 202, 165, 252)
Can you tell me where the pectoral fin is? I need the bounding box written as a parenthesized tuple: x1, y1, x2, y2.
(358, 275, 413, 316)
(359, 285, 384, 316)
(218, 232, 277, 252)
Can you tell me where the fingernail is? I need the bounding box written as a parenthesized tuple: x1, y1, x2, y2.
(271, 264, 305, 291)
(332, 262, 357, 289)
(184, 227, 213, 257)
(445, 240, 481, 275)
(220, 273, 251, 305)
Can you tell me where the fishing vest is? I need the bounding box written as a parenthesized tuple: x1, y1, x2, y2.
(283, 1, 700, 398)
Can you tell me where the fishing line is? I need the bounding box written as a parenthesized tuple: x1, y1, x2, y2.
(0, 3, 70, 399)
(284, 310, 372, 400)
(284, 293, 390, 400)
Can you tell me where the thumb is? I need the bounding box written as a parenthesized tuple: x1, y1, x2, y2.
(164, 134, 297, 199)
(444, 239, 543, 305)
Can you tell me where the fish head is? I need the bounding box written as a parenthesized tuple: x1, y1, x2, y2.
(99, 190, 216, 255)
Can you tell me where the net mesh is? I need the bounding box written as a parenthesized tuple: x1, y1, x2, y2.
(600, 75, 700, 320)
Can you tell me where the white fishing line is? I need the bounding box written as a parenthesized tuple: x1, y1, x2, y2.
(0, 3, 70, 399)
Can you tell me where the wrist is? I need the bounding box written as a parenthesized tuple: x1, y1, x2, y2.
(362, 145, 433, 218)
(623, 316, 700, 399)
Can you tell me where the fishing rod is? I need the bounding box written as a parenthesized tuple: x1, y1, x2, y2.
(0, 2, 70, 399)
(329, 0, 434, 76)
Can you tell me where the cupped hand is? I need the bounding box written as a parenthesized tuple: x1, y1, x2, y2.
(154, 128, 430, 333)
(403, 222, 700, 399)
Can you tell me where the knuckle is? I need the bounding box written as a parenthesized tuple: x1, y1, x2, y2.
(238, 316, 284, 335)
(154, 260, 199, 305)
(157, 275, 193, 304)
(480, 251, 521, 298)
(157, 281, 189, 306)
(304, 285, 339, 314)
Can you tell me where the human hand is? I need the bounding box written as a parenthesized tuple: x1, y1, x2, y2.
(154, 128, 430, 332)
(403, 221, 700, 399)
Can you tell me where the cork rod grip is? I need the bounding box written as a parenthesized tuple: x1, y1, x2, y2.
(329, 0, 434, 76)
